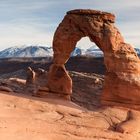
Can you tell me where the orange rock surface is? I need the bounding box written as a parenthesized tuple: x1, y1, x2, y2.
(47, 9, 140, 109)
(0, 90, 140, 140)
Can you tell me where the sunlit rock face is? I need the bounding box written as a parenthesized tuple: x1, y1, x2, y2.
(47, 9, 140, 108)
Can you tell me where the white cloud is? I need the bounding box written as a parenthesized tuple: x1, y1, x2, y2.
(116, 21, 140, 47)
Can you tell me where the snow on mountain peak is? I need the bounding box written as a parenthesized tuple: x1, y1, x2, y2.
(0, 45, 139, 58)
(0, 45, 53, 58)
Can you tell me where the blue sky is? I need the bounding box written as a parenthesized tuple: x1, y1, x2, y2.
(0, 0, 140, 50)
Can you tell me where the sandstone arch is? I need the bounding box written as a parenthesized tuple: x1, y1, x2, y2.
(47, 9, 140, 108)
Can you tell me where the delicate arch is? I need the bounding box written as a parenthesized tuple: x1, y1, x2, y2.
(47, 9, 140, 109)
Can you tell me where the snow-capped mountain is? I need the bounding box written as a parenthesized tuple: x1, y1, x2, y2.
(0, 45, 139, 58)
(0, 46, 83, 58)
(0, 45, 53, 58)
(83, 47, 140, 57)
(134, 48, 140, 56)
(84, 46, 103, 57)
(71, 47, 82, 56)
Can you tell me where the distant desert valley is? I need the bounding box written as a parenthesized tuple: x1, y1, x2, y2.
(0, 56, 105, 110)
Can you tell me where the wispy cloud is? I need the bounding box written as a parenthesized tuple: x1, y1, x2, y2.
(0, 0, 140, 50)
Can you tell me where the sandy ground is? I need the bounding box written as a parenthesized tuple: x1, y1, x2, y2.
(0, 90, 140, 140)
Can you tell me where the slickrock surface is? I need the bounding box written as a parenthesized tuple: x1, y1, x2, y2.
(47, 9, 140, 109)
(0, 90, 140, 140)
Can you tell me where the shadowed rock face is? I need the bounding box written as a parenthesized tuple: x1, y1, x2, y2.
(47, 9, 140, 108)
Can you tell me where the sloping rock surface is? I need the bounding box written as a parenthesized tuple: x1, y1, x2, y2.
(0, 91, 139, 140)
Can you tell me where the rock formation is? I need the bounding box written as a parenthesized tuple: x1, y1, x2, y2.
(26, 67, 49, 96)
(47, 9, 140, 109)
(26, 67, 36, 85)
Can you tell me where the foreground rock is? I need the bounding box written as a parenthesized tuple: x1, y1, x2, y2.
(47, 9, 140, 109)
(0, 91, 140, 140)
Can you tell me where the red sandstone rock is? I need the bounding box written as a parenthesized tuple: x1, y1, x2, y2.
(47, 64, 72, 97)
(47, 9, 140, 109)
(1, 91, 140, 140)
(26, 67, 35, 85)
(26, 67, 48, 96)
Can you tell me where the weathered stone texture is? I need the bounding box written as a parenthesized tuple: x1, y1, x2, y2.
(47, 9, 140, 108)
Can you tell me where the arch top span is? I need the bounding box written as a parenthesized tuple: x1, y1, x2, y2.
(53, 9, 119, 65)
(67, 9, 115, 23)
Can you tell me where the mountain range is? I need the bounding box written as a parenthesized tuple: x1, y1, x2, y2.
(0, 46, 53, 58)
(0, 45, 139, 58)
(134, 48, 140, 57)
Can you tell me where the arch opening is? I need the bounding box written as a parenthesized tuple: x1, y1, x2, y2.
(74, 37, 103, 57)
(68, 36, 105, 75)
(70, 37, 102, 56)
